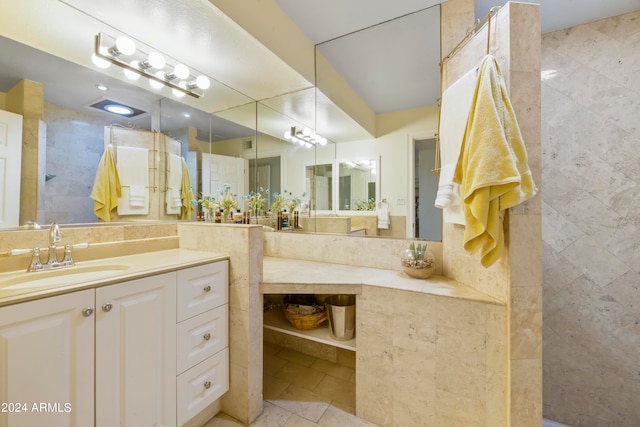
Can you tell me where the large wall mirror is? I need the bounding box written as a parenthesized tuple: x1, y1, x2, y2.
(1, 1, 443, 240)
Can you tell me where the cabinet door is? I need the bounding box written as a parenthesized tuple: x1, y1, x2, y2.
(95, 272, 177, 427)
(0, 290, 95, 427)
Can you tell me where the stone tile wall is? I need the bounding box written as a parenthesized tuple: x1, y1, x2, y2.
(541, 10, 640, 426)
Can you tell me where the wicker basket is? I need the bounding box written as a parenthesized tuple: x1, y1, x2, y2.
(282, 304, 327, 330)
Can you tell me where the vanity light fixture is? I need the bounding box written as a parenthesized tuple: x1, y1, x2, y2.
(92, 32, 211, 99)
(283, 126, 328, 147)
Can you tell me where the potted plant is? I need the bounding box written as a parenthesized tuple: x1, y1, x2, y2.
(401, 242, 435, 279)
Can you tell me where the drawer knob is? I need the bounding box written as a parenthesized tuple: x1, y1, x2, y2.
(203, 333, 211, 341)
(102, 303, 113, 312)
(203, 285, 212, 292)
(82, 307, 94, 317)
(204, 380, 212, 390)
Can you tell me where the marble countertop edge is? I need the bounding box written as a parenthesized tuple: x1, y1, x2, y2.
(262, 256, 504, 306)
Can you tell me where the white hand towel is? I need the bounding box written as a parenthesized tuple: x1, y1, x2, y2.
(165, 153, 183, 214)
(377, 206, 390, 229)
(436, 66, 478, 225)
(116, 146, 149, 215)
(129, 185, 146, 207)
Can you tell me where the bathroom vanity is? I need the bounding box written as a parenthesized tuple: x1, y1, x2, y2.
(0, 249, 229, 427)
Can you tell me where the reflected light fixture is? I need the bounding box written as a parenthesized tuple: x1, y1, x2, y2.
(92, 32, 211, 99)
(283, 126, 327, 147)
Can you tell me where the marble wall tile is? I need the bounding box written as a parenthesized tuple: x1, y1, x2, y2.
(542, 10, 640, 425)
(263, 232, 443, 274)
(356, 285, 507, 426)
(510, 358, 542, 426)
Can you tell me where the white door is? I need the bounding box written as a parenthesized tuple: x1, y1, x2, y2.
(0, 290, 95, 427)
(0, 109, 23, 227)
(202, 153, 248, 208)
(95, 273, 177, 427)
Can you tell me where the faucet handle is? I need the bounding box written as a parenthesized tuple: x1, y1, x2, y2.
(60, 243, 89, 267)
(30, 248, 44, 271)
(8, 248, 34, 256)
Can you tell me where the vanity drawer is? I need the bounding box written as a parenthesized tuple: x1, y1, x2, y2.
(177, 261, 228, 321)
(177, 304, 228, 374)
(177, 348, 229, 426)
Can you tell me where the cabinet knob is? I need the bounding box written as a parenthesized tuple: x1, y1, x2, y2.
(204, 380, 212, 390)
(203, 285, 212, 292)
(102, 303, 113, 312)
(82, 307, 94, 317)
(203, 333, 211, 341)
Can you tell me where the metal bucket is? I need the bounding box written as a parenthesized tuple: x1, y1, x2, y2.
(324, 294, 356, 341)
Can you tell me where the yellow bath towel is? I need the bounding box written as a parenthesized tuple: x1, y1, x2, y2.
(453, 55, 537, 267)
(180, 158, 194, 220)
(90, 144, 122, 222)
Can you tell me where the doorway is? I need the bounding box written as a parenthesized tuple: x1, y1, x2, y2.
(411, 138, 441, 241)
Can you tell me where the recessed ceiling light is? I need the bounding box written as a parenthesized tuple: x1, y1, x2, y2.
(104, 104, 134, 116)
(96, 84, 109, 91)
(88, 99, 146, 118)
(183, 113, 191, 118)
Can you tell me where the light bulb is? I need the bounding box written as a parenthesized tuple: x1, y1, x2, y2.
(305, 142, 312, 148)
(302, 127, 311, 136)
(172, 82, 187, 98)
(291, 136, 299, 144)
(319, 137, 328, 146)
(123, 60, 141, 80)
(115, 36, 136, 55)
(284, 130, 291, 139)
(149, 71, 165, 89)
(147, 52, 166, 69)
(91, 48, 111, 69)
(173, 64, 189, 79)
(195, 75, 210, 90)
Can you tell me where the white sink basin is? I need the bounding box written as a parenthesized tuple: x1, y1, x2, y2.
(0, 264, 131, 290)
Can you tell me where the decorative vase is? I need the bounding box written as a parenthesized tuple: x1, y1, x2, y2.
(401, 244, 435, 279)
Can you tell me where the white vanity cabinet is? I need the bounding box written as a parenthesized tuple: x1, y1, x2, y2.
(0, 258, 229, 427)
(0, 289, 95, 427)
(95, 272, 177, 427)
(176, 261, 229, 426)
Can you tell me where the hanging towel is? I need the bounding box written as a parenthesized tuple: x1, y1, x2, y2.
(435, 66, 479, 225)
(180, 158, 194, 220)
(128, 185, 146, 207)
(116, 146, 149, 215)
(377, 205, 390, 229)
(90, 144, 121, 222)
(166, 153, 183, 215)
(453, 55, 537, 267)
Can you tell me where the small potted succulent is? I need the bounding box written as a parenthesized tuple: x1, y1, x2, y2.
(401, 242, 435, 279)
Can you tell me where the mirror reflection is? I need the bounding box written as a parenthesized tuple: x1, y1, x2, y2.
(1, 2, 444, 240)
(338, 160, 377, 211)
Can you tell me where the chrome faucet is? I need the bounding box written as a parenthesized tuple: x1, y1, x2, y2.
(8, 223, 89, 272)
(47, 222, 61, 267)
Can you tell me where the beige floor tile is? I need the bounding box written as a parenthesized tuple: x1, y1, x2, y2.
(263, 374, 290, 400)
(245, 402, 293, 427)
(268, 384, 331, 423)
(264, 352, 288, 377)
(282, 414, 321, 427)
(317, 405, 380, 427)
(274, 361, 326, 391)
(310, 359, 355, 380)
(313, 375, 356, 408)
(275, 347, 318, 367)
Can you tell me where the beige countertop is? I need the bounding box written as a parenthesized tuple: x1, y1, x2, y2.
(261, 256, 504, 305)
(0, 249, 228, 307)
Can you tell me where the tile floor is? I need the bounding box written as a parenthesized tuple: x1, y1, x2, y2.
(204, 342, 379, 427)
